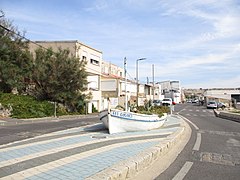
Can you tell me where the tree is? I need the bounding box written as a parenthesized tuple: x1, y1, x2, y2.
(0, 11, 33, 93)
(32, 47, 89, 112)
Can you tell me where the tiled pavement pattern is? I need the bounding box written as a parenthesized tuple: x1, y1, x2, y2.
(0, 115, 183, 180)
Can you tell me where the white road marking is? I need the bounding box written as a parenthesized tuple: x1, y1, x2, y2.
(172, 161, 193, 180)
(227, 138, 240, 147)
(178, 115, 199, 130)
(193, 133, 201, 151)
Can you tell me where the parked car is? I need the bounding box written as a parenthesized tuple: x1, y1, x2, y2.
(192, 99, 199, 103)
(207, 101, 218, 109)
(186, 99, 192, 103)
(152, 100, 161, 106)
(162, 98, 172, 106)
(217, 102, 226, 109)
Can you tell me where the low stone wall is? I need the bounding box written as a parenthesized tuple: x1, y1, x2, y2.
(0, 103, 12, 118)
(214, 110, 240, 123)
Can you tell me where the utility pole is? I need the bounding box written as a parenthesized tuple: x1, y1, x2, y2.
(124, 57, 128, 111)
(152, 64, 155, 102)
(136, 58, 146, 106)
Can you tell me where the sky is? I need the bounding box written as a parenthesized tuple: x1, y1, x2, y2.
(1, 0, 240, 89)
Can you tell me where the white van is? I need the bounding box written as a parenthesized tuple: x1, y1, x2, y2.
(162, 98, 172, 106)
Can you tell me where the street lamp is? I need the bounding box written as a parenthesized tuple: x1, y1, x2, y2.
(136, 58, 146, 106)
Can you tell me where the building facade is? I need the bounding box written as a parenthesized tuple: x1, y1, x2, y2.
(203, 88, 240, 108)
(158, 80, 181, 103)
(29, 40, 184, 112)
(29, 40, 103, 113)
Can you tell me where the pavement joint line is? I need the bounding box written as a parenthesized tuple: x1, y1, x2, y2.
(0, 131, 173, 169)
(0, 138, 164, 180)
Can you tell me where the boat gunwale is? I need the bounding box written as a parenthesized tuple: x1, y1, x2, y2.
(110, 113, 166, 122)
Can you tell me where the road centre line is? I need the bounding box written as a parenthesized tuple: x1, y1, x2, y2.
(193, 133, 201, 151)
(172, 161, 193, 180)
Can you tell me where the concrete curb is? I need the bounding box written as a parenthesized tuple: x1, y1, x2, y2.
(16, 114, 98, 121)
(0, 114, 99, 126)
(86, 117, 189, 180)
(214, 109, 240, 123)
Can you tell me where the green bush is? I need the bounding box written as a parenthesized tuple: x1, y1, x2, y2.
(0, 93, 55, 118)
(150, 106, 170, 117)
(136, 105, 170, 117)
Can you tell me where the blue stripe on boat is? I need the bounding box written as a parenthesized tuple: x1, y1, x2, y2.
(110, 114, 166, 122)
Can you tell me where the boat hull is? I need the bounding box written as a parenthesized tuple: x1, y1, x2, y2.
(99, 109, 167, 134)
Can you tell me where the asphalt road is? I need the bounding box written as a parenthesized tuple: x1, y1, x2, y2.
(0, 115, 101, 145)
(156, 103, 240, 180)
(1, 104, 240, 180)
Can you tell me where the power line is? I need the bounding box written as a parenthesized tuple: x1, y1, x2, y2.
(0, 23, 131, 80)
(126, 71, 135, 82)
(0, 24, 50, 52)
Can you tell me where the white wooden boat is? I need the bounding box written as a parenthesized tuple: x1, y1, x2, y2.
(99, 109, 167, 134)
(99, 58, 167, 134)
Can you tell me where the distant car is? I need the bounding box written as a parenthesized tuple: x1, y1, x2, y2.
(186, 99, 192, 103)
(217, 102, 226, 109)
(172, 101, 176, 105)
(192, 99, 199, 103)
(207, 101, 217, 109)
(152, 100, 161, 106)
(162, 98, 172, 106)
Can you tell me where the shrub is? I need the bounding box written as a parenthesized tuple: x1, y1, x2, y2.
(150, 106, 170, 117)
(136, 105, 170, 117)
(0, 93, 54, 118)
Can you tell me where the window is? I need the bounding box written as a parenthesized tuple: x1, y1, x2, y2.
(90, 59, 99, 66)
(82, 56, 86, 61)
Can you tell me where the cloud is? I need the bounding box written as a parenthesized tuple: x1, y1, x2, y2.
(158, 0, 240, 44)
(184, 75, 240, 89)
(2, 0, 239, 88)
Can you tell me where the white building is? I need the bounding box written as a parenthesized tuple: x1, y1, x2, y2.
(203, 88, 240, 107)
(29, 40, 103, 113)
(158, 80, 182, 103)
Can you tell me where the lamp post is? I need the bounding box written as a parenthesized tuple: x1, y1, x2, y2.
(136, 58, 146, 106)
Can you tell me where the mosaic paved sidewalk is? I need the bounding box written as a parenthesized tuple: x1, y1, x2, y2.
(0, 115, 185, 180)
